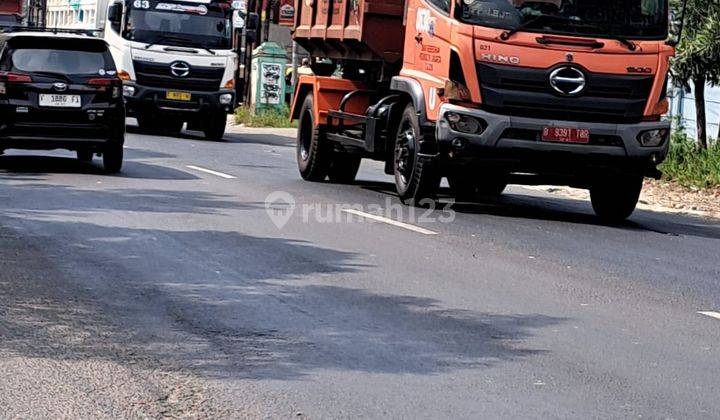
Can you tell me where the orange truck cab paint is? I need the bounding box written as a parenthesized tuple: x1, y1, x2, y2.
(290, 0, 674, 222)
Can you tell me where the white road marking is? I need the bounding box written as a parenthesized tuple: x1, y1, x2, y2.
(341, 209, 439, 235)
(186, 165, 236, 179)
(698, 311, 720, 320)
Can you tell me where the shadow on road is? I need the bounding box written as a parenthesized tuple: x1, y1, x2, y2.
(0, 154, 197, 181)
(356, 179, 720, 241)
(0, 216, 563, 381)
(0, 182, 257, 215)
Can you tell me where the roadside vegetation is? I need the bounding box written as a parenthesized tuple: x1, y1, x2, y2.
(660, 132, 720, 189)
(234, 105, 296, 128)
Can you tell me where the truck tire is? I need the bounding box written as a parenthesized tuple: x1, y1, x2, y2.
(590, 175, 643, 222)
(297, 93, 331, 181)
(165, 118, 184, 136)
(393, 104, 440, 206)
(103, 143, 123, 174)
(328, 154, 361, 183)
(204, 115, 226, 141)
(76, 150, 94, 162)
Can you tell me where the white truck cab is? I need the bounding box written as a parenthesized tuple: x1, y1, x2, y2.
(105, 0, 236, 139)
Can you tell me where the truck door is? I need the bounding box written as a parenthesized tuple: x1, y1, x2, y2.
(409, 0, 451, 118)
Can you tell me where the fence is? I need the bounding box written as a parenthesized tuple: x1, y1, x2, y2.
(667, 84, 720, 142)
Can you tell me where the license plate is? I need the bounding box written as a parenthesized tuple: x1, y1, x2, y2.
(541, 127, 590, 144)
(167, 91, 191, 101)
(39, 94, 81, 108)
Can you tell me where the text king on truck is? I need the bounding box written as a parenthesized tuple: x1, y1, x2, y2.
(290, 0, 678, 222)
(105, 0, 236, 140)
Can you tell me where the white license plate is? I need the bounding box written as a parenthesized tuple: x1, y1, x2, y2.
(39, 94, 81, 108)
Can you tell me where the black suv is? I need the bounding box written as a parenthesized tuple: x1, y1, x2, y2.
(0, 30, 125, 172)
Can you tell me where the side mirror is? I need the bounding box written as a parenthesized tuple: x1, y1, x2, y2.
(109, 3, 123, 24)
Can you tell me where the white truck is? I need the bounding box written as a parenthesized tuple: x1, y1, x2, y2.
(47, 0, 237, 140)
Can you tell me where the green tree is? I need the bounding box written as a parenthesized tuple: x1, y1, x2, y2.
(670, 0, 720, 148)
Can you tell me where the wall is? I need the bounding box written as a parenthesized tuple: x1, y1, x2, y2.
(45, 0, 100, 29)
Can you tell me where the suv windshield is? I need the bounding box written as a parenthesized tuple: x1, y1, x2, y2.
(124, 1, 232, 49)
(457, 0, 668, 39)
(2, 38, 115, 75)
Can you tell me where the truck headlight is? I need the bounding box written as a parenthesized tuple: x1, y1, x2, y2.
(637, 129, 669, 147)
(123, 85, 136, 97)
(219, 93, 233, 105)
(446, 112, 485, 135)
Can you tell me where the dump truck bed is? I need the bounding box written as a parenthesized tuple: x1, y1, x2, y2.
(293, 0, 405, 63)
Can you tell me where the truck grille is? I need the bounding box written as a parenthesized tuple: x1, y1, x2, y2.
(477, 63, 654, 124)
(134, 61, 224, 92)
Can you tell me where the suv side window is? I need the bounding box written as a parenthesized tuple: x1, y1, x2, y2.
(426, 0, 450, 14)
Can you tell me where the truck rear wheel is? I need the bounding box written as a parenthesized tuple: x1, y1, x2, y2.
(393, 104, 440, 206)
(328, 154, 361, 183)
(590, 175, 643, 222)
(204, 115, 226, 141)
(297, 93, 331, 181)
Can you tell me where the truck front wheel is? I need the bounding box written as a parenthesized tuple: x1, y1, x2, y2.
(393, 104, 440, 206)
(297, 93, 332, 181)
(590, 175, 643, 222)
(204, 115, 227, 141)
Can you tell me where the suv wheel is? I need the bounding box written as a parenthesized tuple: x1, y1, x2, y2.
(103, 144, 123, 174)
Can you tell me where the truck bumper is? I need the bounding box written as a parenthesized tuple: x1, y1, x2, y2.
(436, 103, 670, 167)
(123, 83, 235, 117)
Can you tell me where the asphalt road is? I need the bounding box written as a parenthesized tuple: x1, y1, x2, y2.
(1, 123, 719, 418)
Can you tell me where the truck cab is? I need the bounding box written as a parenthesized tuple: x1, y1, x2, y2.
(290, 0, 674, 222)
(105, 0, 237, 139)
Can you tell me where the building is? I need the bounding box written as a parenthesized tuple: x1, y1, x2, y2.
(45, 0, 101, 29)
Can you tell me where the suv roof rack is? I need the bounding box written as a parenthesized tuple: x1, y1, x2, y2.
(0, 26, 102, 37)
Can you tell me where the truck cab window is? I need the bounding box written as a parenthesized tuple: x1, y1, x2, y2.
(427, 0, 451, 14)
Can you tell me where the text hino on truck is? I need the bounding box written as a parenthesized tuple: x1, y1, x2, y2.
(105, 0, 237, 140)
(290, 0, 681, 221)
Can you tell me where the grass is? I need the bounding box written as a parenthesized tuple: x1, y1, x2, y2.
(659, 132, 720, 189)
(234, 105, 296, 128)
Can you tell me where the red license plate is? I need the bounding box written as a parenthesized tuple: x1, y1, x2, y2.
(541, 127, 590, 144)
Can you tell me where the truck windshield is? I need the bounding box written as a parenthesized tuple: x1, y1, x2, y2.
(457, 0, 668, 39)
(124, 1, 232, 49)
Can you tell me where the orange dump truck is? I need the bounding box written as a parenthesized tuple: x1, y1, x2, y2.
(290, 0, 676, 221)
